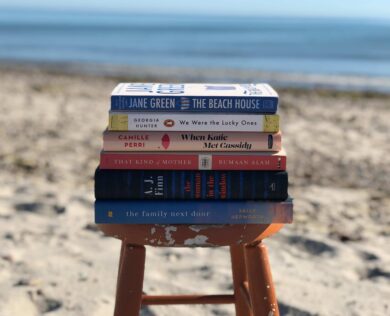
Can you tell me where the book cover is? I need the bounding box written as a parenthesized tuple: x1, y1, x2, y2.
(95, 169, 288, 200)
(108, 112, 279, 132)
(103, 130, 282, 152)
(95, 199, 293, 224)
(99, 150, 286, 170)
(111, 83, 278, 113)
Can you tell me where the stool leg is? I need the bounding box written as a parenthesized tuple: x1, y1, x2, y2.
(230, 245, 253, 316)
(245, 242, 279, 316)
(114, 243, 146, 316)
(115, 242, 126, 295)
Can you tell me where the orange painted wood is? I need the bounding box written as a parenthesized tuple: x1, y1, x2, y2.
(142, 294, 235, 305)
(115, 242, 126, 295)
(240, 281, 252, 311)
(230, 245, 253, 316)
(105, 223, 285, 315)
(245, 243, 279, 316)
(98, 223, 284, 247)
(114, 244, 145, 316)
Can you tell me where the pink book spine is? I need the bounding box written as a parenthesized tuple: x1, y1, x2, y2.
(103, 131, 281, 152)
(99, 151, 286, 170)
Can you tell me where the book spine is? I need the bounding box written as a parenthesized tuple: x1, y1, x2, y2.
(95, 200, 293, 224)
(99, 152, 286, 170)
(103, 131, 282, 152)
(111, 96, 278, 113)
(108, 113, 279, 132)
(211, 154, 286, 170)
(95, 169, 288, 200)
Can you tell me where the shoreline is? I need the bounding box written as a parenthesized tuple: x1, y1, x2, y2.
(1, 61, 390, 94)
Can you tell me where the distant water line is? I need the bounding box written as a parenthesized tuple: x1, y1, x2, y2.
(0, 9, 390, 77)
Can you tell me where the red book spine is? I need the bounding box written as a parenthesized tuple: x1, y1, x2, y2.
(100, 152, 286, 170)
(100, 153, 199, 170)
(211, 155, 286, 170)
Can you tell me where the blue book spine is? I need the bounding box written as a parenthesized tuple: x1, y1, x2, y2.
(94, 169, 288, 200)
(110, 96, 278, 113)
(95, 200, 293, 224)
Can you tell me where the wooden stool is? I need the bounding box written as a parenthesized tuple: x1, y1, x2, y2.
(98, 223, 286, 316)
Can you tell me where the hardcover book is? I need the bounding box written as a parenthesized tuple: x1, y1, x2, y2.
(95, 169, 288, 200)
(108, 112, 279, 132)
(95, 199, 293, 224)
(99, 149, 286, 170)
(111, 83, 278, 113)
(103, 130, 282, 152)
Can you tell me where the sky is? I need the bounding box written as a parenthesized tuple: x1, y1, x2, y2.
(0, 0, 390, 19)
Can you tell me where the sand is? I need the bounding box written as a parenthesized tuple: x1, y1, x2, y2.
(0, 66, 389, 316)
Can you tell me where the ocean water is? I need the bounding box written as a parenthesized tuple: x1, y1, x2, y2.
(1, 9, 390, 77)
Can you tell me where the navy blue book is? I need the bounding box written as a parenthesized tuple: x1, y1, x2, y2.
(95, 199, 293, 224)
(95, 169, 288, 200)
(111, 83, 278, 113)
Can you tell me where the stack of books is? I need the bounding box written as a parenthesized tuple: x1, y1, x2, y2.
(94, 83, 293, 224)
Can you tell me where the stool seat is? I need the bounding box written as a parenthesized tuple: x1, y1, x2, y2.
(97, 223, 284, 247)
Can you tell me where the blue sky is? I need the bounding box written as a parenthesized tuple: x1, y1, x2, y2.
(1, 0, 390, 19)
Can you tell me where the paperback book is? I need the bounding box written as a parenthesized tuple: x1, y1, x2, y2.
(95, 199, 293, 224)
(103, 130, 282, 152)
(95, 169, 288, 200)
(108, 112, 279, 132)
(99, 150, 286, 170)
(111, 83, 278, 113)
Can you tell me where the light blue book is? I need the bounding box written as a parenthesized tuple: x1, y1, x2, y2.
(95, 199, 293, 224)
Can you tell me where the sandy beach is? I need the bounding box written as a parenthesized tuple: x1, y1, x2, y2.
(0, 65, 389, 316)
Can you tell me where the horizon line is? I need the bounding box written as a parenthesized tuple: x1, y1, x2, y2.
(1, 5, 390, 22)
